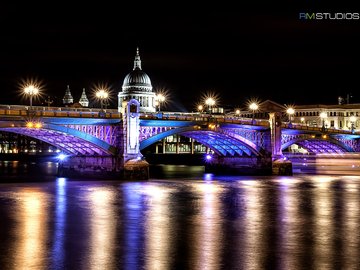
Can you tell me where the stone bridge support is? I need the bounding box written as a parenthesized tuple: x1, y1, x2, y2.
(121, 99, 149, 179)
(58, 156, 124, 179)
(58, 99, 150, 180)
(269, 112, 292, 175)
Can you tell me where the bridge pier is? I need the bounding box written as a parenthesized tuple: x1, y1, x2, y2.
(204, 156, 272, 175)
(122, 99, 149, 180)
(57, 156, 124, 179)
(269, 112, 293, 175)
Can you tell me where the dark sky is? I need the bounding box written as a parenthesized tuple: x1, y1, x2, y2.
(1, 3, 359, 111)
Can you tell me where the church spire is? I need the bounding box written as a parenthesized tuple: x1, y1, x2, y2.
(79, 88, 89, 107)
(63, 85, 73, 105)
(133, 47, 142, 70)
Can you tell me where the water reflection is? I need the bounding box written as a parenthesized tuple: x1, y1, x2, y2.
(343, 178, 360, 269)
(51, 178, 67, 269)
(123, 183, 146, 270)
(87, 185, 117, 270)
(13, 188, 49, 270)
(1, 172, 360, 269)
(142, 184, 172, 270)
(242, 180, 265, 269)
(193, 181, 222, 270)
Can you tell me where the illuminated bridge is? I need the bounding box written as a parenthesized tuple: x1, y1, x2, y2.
(1, 101, 359, 178)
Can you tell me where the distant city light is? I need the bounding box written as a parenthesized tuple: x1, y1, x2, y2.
(155, 93, 166, 111)
(205, 154, 212, 160)
(56, 178, 67, 186)
(286, 107, 295, 115)
(24, 84, 39, 109)
(26, 121, 43, 129)
(57, 153, 67, 161)
(96, 89, 109, 111)
(249, 102, 259, 111)
(320, 112, 327, 119)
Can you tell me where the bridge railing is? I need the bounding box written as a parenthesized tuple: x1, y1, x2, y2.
(0, 105, 121, 119)
(140, 112, 270, 126)
(283, 122, 357, 135)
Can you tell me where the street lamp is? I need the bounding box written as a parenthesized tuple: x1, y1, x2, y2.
(320, 112, 327, 131)
(156, 94, 165, 112)
(249, 102, 258, 124)
(235, 109, 240, 118)
(24, 85, 39, 110)
(286, 107, 295, 127)
(205, 97, 215, 114)
(198, 105, 204, 113)
(350, 115, 356, 134)
(96, 89, 109, 111)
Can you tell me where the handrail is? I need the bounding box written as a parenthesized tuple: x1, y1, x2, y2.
(0, 104, 358, 135)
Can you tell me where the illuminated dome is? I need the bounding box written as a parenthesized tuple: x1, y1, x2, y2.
(118, 47, 156, 113)
(122, 48, 152, 92)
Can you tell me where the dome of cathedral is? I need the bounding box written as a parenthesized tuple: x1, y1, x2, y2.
(122, 48, 152, 92)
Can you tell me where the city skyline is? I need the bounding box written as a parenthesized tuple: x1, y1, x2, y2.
(1, 4, 359, 111)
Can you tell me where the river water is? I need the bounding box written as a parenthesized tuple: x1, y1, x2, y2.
(0, 161, 360, 270)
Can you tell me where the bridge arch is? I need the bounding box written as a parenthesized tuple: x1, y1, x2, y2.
(0, 123, 116, 156)
(140, 126, 262, 157)
(281, 137, 354, 153)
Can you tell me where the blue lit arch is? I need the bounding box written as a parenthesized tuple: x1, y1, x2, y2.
(281, 138, 353, 153)
(0, 123, 116, 156)
(140, 126, 262, 156)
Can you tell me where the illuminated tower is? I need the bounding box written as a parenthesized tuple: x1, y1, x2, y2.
(118, 47, 156, 113)
(78, 88, 89, 107)
(63, 85, 74, 105)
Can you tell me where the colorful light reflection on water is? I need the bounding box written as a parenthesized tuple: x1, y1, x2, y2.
(1, 168, 360, 269)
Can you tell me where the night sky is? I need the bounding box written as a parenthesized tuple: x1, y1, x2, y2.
(1, 3, 359, 111)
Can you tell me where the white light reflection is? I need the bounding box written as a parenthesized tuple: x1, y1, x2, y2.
(123, 183, 146, 270)
(274, 177, 302, 270)
(204, 173, 214, 181)
(87, 187, 117, 270)
(342, 177, 360, 268)
(241, 180, 263, 269)
(192, 182, 222, 270)
(15, 188, 49, 270)
(142, 184, 172, 270)
(313, 176, 333, 270)
(51, 178, 67, 269)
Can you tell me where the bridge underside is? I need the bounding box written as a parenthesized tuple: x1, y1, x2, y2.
(180, 130, 256, 156)
(285, 139, 349, 154)
(140, 126, 261, 157)
(0, 127, 112, 156)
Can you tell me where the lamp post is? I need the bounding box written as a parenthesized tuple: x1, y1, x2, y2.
(156, 94, 165, 112)
(198, 105, 203, 113)
(249, 102, 258, 124)
(205, 97, 215, 114)
(96, 89, 109, 111)
(320, 112, 327, 132)
(286, 107, 295, 127)
(235, 109, 240, 119)
(350, 115, 356, 134)
(24, 85, 39, 110)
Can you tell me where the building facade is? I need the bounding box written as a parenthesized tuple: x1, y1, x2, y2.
(291, 103, 359, 132)
(230, 99, 359, 133)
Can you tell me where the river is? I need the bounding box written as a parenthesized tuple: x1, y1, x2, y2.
(0, 161, 360, 269)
